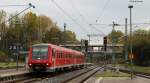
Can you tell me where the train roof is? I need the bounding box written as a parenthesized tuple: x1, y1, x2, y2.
(32, 43, 84, 55)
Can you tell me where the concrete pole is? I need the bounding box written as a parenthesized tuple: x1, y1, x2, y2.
(64, 23, 66, 45)
(125, 18, 128, 61)
(128, 5, 134, 80)
(112, 21, 115, 66)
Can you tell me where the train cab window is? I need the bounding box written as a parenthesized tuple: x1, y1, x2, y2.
(32, 46, 48, 60)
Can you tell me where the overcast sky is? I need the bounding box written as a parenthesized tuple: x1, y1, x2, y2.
(0, 0, 149, 44)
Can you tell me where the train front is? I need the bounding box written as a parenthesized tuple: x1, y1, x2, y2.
(28, 44, 51, 72)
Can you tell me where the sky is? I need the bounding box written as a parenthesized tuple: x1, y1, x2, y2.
(0, 0, 149, 44)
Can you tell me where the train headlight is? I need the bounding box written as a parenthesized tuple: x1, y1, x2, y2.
(29, 64, 32, 66)
(46, 63, 49, 66)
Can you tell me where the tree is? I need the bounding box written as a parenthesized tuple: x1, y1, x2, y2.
(43, 26, 62, 45)
(0, 10, 7, 50)
(0, 10, 6, 24)
(65, 30, 78, 44)
(0, 51, 7, 62)
(23, 12, 39, 48)
(131, 29, 150, 66)
(108, 30, 124, 44)
(0, 10, 79, 62)
(37, 15, 53, 32)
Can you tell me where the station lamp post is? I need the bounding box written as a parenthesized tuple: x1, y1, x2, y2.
(128, 5, 133, 58)
(128, 5, 134, 80)
(64, 23, 66, 45)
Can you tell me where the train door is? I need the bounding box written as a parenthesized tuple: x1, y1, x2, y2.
(52, 48, 56, 71)
(74, 52, 76, 65)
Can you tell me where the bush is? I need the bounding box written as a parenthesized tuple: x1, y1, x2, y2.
(0, 51, 7, 62)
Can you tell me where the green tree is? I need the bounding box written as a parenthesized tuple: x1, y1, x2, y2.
(108, 30, 124, 44)
(0, 10, 7, 50)
(0, 51, 7, 62)
(23, 12, 39, 48)
(131, 29, 150, 66)
(65, 30, 78, 44)
(43, 26, 62, 45)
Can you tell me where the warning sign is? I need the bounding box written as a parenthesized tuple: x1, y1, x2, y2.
(128, 53, 134, 60)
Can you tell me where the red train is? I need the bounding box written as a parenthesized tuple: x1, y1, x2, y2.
(28, 43, 85, 72)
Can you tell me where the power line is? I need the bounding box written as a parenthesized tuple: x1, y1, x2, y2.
(89, 25, 105, 35)
(90, 22, 150, 26)
(68, 0, 89, 25)
(0, 5, 28, 7)
(50, 0, 89, 34)
(67, 0, 105, 35)
(96, 0, 111, 22)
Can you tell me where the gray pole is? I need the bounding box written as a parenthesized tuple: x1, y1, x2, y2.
(112, 21, 115, 65)
(64, 23, 66, 45)
(87, 34, 91, 44)
(128, 5, 134, 80)
(125, 18, 128, 61)
(16, 46, 19, 71)
(88, 35, 90, 45)
(38, 16, 42, 42)
(129, 5, 133, 55)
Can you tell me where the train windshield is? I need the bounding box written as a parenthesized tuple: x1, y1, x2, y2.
(32, 46, 48, 60)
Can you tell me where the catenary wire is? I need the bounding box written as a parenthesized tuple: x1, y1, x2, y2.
(50, 0, 89, 34)
(67, 0, 105, 35)
(96, 0, 111, 22)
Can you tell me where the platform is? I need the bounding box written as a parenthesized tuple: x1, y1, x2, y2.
(84, 70, 150, 83)
(0, 68, 28, 77)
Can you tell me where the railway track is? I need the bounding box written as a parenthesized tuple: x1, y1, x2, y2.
(34, 66, 98, 83)
(136, 72, 150, 79)
(1, 66, 97, 83)
(107, 66, 150, 79)
(2, 70, 74, 83)
(62, 66, 104, 83)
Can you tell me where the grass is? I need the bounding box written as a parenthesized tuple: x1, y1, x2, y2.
(0, 62, 24, 68)
(95, 71, 130, 77)
(134, 66, 150, 73)
(118, 64, 150, 73)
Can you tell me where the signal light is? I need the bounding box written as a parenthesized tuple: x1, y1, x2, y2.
(84, 40, 88, 52)
(103, 36, 107, 51)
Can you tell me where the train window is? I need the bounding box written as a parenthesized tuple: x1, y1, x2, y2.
(58, 52, 60, 58)
(58, 51, 60, 58)
(60, 52, 61, 58)
(32, 46, 48, 60)
(61, 52, 62, 58)
(52, 48, 56, 58)
(67, 54, 68, 58)
(60, 52, 62, 58)
(61, 52, 63, 58)
(57, 52, 59, 58)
